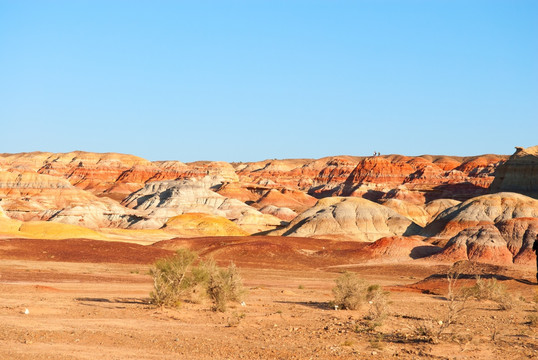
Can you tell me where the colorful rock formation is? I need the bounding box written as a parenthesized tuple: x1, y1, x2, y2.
(270, 197, 422, 241)
(0, 170, 137, 228)
(490, 145, 538, 199)
(122, 178, 283, 232)
(424, 192, 538, 264)
(1, 149, 531, 256)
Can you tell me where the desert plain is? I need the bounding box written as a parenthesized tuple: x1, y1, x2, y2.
(0, 146, 537, 359)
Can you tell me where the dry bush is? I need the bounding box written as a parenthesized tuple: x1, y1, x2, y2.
(410, 321, 438, 343)
(150, 250, 245, 311)
(206, 262, 246, 312)
(332, 272, 390, 329)
(332, 272, 367, 310)
(149, 248, 198, 307)
(436, 262, 515, 340)
(365, 284, 390, 326)
(436, 261, 475, 338)
(464, 276, 514, 310)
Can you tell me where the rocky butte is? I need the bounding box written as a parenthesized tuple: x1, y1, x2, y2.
(0, 145, 537, 266)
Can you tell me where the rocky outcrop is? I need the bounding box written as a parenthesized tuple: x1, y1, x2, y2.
(235, 158, 313, 189)
(309, 156, 362, 196)
(253, 188, 317, 213)
(422, 192, 538, 240)
(271, 197, 422, 241)
(258, 205, 297, 222)
(1, 151, 508, 207)
(496, 217, 538, 264)
(215, 182, 262, 203)
(424, 193, 538, 265)
(122, 178, 282, 232)
(433, 225, 514, 265)
(336, 154, 505, 203)
(423, 199, 461, 222)
(490, 145, 538, 199)
(0, 171, 137, 228)
(0, 150, 516, 244)
(343, 156, 417, 193)
(379, 199, 430, 227)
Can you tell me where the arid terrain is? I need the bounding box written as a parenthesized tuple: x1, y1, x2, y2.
(0, 237, 537, 359)
(0, 146, 537, 359)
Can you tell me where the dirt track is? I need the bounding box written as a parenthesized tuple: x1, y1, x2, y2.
(0, 237, 537, 359)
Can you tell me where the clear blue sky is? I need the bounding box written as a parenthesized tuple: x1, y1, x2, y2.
(1, 0, 536, 162)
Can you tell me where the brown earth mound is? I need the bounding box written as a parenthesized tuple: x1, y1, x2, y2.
(152, 236, 368, 269)
(404, 260, 526, 295)
(0, 238, 173, 264)
(360, 236, 441, 261)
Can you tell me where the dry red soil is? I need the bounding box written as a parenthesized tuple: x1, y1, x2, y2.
(0, 237, 537, 359)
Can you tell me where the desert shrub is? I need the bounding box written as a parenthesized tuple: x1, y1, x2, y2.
(332, 272, 367, 310)
(331, 272, 390, 320)
(365, 284, 390, 326)
(411, 321, 438, 343)
(206, 262, 246, 312)
(149, 248, 199, 307)
(149, 249, 245, 311)
(437, 262, 474, 337)
(464, 276, 514, 310)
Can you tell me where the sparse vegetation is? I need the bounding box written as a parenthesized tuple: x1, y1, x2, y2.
(436, 261, 474, 338)
(411, 321, 437, 343)
(365, 284, 390, 327)
(332, 272, 367, 310)
(206, 262, 246, 312)
(149, 249, 245, 311)
(427, 261, 518, 342)
(332, 272, 390, 330)
(149, 248, 199, 307)
(463, 276, 514, 310)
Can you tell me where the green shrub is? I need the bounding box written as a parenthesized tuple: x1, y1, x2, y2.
(206, 262, 246, 312)
(149, 248, 198, 307)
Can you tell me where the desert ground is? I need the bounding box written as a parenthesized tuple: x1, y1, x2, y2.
(1, 237, 537, 360)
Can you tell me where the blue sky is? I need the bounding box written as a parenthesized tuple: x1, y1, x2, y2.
(1, 0, 536, 162)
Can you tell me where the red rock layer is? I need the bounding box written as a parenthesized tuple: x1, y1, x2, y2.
(0, 151, 508, 206)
